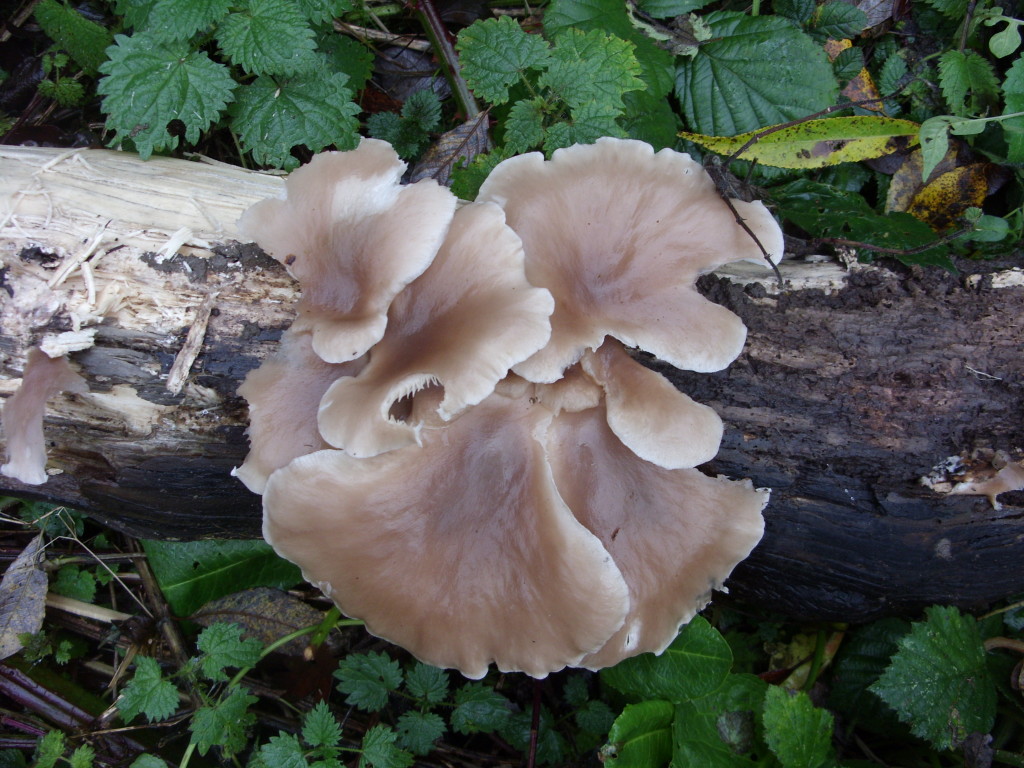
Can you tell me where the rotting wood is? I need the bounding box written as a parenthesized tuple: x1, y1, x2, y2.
(1, 145, 1022, 622)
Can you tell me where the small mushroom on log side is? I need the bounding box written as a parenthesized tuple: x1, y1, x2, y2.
(1, 145, 1022, 623)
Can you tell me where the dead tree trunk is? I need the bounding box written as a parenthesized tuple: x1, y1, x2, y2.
(1, 146, 1022, 623)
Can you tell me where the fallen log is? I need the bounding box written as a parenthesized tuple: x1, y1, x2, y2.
(1, 145, 1021, 622)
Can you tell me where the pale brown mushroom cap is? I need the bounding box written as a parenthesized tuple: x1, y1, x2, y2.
(316, 202, 554, 458)
(232, 330, 366, 494)
(545, 403, 767, 670)
(1, 349, 87, 485)
(238, 138, 457, 363)
(580, 339, 723, 469)
(476, 137, 783, 383)
(263, 387, 630, 679)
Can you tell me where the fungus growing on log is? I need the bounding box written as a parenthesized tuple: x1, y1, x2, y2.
(237, 138, 780, 678)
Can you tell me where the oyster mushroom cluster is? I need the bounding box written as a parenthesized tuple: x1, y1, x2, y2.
(235, 137, 782, 679)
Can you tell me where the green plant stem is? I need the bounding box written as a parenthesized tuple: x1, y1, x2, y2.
(994, 751, 1024, 768)
(178, 740, 197, 768)
(804, 630, 827, 689)
(415, 0, 481, 119)
(751, 0, 760, 15)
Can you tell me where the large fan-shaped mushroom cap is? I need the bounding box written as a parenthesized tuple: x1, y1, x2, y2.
(476, 137, 783, 383)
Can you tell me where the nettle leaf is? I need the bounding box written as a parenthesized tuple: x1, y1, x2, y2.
(395, 711, 446, 756)
(810, 2, 869, 40)
(544, 101, 624, 151)
(129, 755, 168, 768)
(34, 0, 112, 74)
(98, 34, 235, 159)
(1003, 55, 1024, 162)
(869, 606, 997, 751)
(334, 652, 403, 712)
(920, 0, 967, 17)
(832, 46, 864, 83)
(622, 89, 680, 149)
(68, 745, 94, 768)
(360, 725, 413, 768)
(255, 734, 308, 768)
(761, 686, 834, 768)
(828, 617, 910, 732)
(602, 616, 733, 703)
(680, 116, 920, 169)
(216, 0, 318, 76)
(602, 700, 674, 768)
(196, 622, 263, 681)
(404, 662, 449, 705)
(117, 656, 179, 723)
(230, 69, 361, 168)
(451, 683, 514, 734)
(35, 731, 66, 768)
(938, 49, 1000, 115)
(675, 12, 838, 135)
(541, 28, 643, 110)
(144, 0, 232, 42)
(297, 0, 353, 24)
(190, 686, 258, 756)
(576, 700, 616, 736)
(673, 673, 767, 767)
(319, 33, 374, 91)
(878, 53, 909, 96)
(51, 565, 96, 603)
(503, 98, 546, 153)
(303, 701, 342, 749)
(456, 16, 551, 104)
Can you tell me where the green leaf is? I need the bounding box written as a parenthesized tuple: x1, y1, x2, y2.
(920, 0, 967, 17)
(141, 539, 301, 618)
(189, 686, 258, 756)
(828, 617, 910, 733)
(68, 745, 95, 768)
(402, 90, 442, 132)
(878, 53, 908, 95)
(195, 622, 263, 681)
(544, 101, 624, 151)
(318, 33, 374, 91)
(255, 734, 308, 768)
(34, 0, 113, 74)
(395, 711, 446, 755)
(144, 0, 232, 42)
(498, 708, 567, 765)
(576, 700, 616, 736)
(216, 0, 317, 75)
(51, 566, 96, 603)
(34, 731, 65, 768)
(601, 700, 673, 768)
(404, 662, 449, 705)
(456, 16, 551, 104)
(672, 673, 767, 767)
(1003, 55, 1024, 162)
(359, 725, 413, 768)
(869, 606, 997, 751)
(117, 656, 179, 723)
(675, 12, 839, 135)
(637, 0, 714, 16)
(622, 90, 680, 149)
(773, 0, 816, 24)
(761, 686, 834, 768)
(303, 701, 342, 749)
(128, 756, 168, 768)
(810, 2, 869, 40)
(832, 46, 864, 83)
(938, 49, 1000, 115)
(680, 116, 919, 169)
(918, 115, 954, 180)
(602, 616, 733, 702)
(563, 675, 589, 708)
(334, 652, 403, 712)
(541, 28, 643, 110)
(97, 34, 235, 160)
(297, 0, 353, 24)
(230, 70, 360, 170)
(503, 98, 547, 153)
(451, 683, 514, 734)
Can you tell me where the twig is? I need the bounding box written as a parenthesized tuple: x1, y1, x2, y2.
(415, 0, 481, 119)
(811, 226, 969, 256)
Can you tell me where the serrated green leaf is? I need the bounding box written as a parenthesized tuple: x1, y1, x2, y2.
(577, 699, 616, 736)
(544, 101, 624, 151)
(217, 0, 317, 76)
(675, 12, 838, 135)
(869, 606, 997, 751)
(297, 0, 353, 24)
(112, 0, 157, 28)
(828, 617, 910, 733)
(129, 756, 168, 768)
(334, 652, 403, 712)
(303, 701, 342, 749)
(602, 617, 733, 702)
(117, 656, 179, 723)
(230, 70, 359, 170)
(878, 54, 908, 95)
(318, 33, 373, 91)
(456, 16, 550, 104)
(671, 673, 767, 767)
(811, 2, 869, 40)
(762, 686, 834, 768)
(395, 711, 446, 756)
(51, 566, 96, 603)
(195, 622, 263, 681)
(938, 49, 1000, 115)
(190, 686, 258, 756)
(359, 725, 413, 768)
(601, 700, 673, 768)
(34, 731, 65, 768)
(681, 116, 919, 169)
(402, 90, 442, 132)
(541, 28, 642, 110)
(144, 0, 231, 42)
(141, 539, 301, 618)
(68, 745, 95, 768)
(921, 0, 967, 17)
(1003, 55, 1024, 162)
(98, 34, 234, 159)
(622, 89, 680, 149)
(563, 675, 589, 708)
(498, 707, 567, 765)
(404, 662, 448, 705)
(451, 683, 514, 734)
(832, 46, 864, 83)
(773, 0, 816, 24)
(256, 734, 309, 768)
(503, 98, 546, 153)
(34, 0, 113, 74)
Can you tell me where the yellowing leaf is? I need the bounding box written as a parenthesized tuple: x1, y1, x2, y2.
(679, 115, 919, 168)
(907, 163, 1002, 231)
(825, 38, 885, 113)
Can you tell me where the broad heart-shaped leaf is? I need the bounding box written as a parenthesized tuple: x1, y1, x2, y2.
(680, 116, 920, 169)
(601, 616, 733, 702)
(97, 33, 235, 159)
(541, 28, 643, 111)
(143, 0, 232, 42)
(1004, 55, 1024, 162)
(761, 686, 834, 768)
(675, 11, 838, 135)
(141, 539, 301, 618)
(229, 70, 359, 170)
(938, 49, 1000, 116)
(601, 700, 674, 768)
(672, 673, 767, 767)
(455, 15, 551, 105)
(216, 0, 318, 76)
(869, 605, 997, 751)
